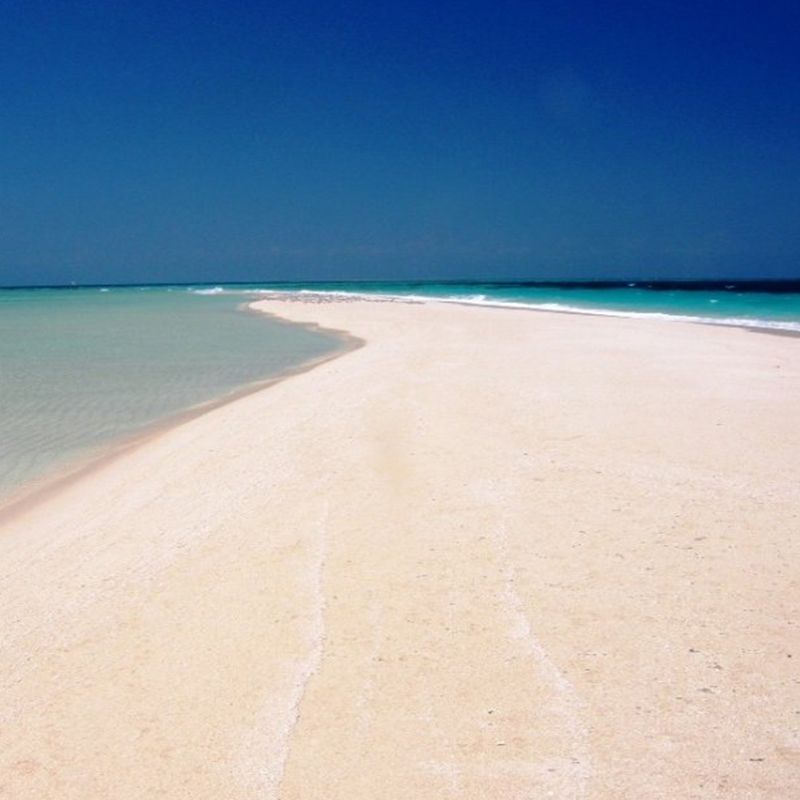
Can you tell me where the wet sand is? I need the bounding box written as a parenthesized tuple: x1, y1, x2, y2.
(0, 297, 798, 799)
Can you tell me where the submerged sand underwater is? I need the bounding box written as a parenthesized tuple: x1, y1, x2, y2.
(0, 288, 338, 500)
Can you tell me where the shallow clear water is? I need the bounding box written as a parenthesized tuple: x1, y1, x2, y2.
(0, 287, 339, 500)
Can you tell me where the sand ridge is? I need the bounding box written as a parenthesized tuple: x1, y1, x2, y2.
(0, 297, 798, 799)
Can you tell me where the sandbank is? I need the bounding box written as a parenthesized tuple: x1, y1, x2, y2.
(0, 297, 798, 799)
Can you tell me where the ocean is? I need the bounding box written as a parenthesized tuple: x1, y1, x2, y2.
(198, 280, 800, 332)
(2, 279, 799, 502)
(0, 287, 340, 502)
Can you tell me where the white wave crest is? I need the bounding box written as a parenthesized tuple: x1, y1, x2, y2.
(189, 286, 226, 295)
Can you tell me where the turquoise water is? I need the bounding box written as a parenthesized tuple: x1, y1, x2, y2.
(198, 280, 800, 331)
(0, 287, 339, 500)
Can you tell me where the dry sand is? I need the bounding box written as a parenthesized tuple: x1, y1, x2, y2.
(0, 297, 798, 799)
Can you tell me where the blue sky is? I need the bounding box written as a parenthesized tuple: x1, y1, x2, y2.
(1, 0, 799, 285)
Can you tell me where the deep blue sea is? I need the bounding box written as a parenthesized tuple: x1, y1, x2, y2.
(1, 279, 798, 501)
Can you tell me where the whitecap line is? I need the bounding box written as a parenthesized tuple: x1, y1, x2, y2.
(192, 287, 800, 333)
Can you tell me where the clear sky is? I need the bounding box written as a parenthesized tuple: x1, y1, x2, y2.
(1, 0, 799, 286)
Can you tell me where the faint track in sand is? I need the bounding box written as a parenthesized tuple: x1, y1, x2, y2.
(493, 516, 593, 799)
(240, 497, 330, 799)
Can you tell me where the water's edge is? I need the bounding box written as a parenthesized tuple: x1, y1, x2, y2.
(0, 307, 363, 524)
(186, 282, 800, 334)
(244, 288, 800, 337)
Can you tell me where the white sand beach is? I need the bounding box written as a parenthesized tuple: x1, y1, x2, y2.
(0, 297, 798, 799)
